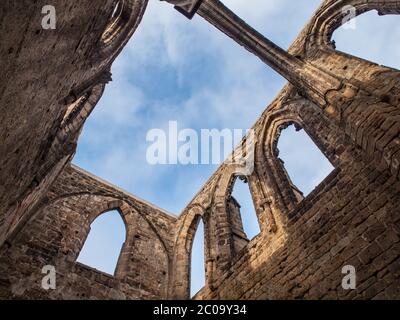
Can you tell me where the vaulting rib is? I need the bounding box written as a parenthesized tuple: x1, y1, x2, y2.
(161, 0, 342, 106)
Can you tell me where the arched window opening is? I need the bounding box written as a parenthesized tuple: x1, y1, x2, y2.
(332, 11, 400, 69)
(77, 210, 126, 275)
(190, 219, 205, 298)
(231, 177, 260, 241)
(276, 124, 334, 197)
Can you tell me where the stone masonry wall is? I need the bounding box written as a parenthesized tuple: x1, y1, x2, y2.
(1, 0, 399, 300)
(196, 158, 400, 299)
(191, 95, 400, 299)
(0, 0, 148, 248)
(0, 165, 176, 299)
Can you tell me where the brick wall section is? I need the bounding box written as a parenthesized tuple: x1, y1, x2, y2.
(196, 162, 400, 299)
(0, 165, 176, 299)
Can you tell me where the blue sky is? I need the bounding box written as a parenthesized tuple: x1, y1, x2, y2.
(77, 210, 126, 275)
(73, 0, 399, 296)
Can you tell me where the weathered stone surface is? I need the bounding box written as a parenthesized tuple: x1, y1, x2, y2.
(0, 0, 148, 248)
(0, 165, 176, 299)
(0, 0, 400, 300)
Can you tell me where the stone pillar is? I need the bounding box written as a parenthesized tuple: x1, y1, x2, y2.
(226, 196, 249, 253)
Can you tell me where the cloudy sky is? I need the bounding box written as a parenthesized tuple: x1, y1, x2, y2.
(74, 0, 399, 295)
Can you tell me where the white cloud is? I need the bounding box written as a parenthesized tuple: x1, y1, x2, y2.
(90, 80, 144, 126)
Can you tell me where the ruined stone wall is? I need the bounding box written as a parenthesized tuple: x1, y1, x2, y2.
(196, 164, 400, 299)
(0, 0, 148, 248)
(175, 1, 400, 299)
(1, 0, 400, 301)
(188, 96, 400, 300)
(0, 165, 176, 299)
(167, 85, 400, 300)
